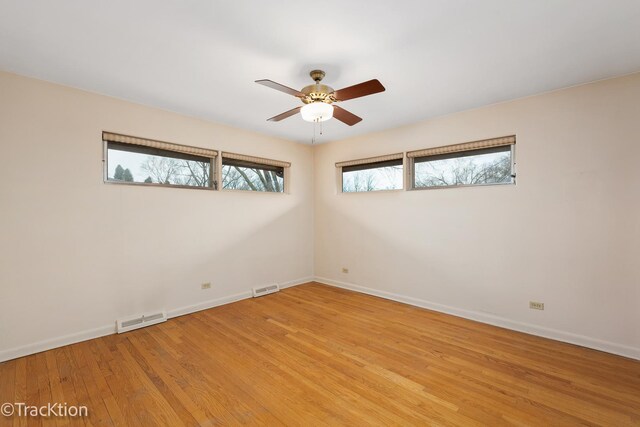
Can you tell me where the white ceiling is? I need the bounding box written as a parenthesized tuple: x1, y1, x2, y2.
(1, 1, 640, 144)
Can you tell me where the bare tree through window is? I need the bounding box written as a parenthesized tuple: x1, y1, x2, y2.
(342, 160, 403, 192)
(106, 143, 287, 192)
(222, 160, 284, 192)
(414, 146, 513, 188)
(106, 144, 212, 188)
(140, 156, 210, 186)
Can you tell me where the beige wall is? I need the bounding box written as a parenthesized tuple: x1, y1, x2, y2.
(314, 73, 640, 358)
(0, 71, 314, 360)
(2, 70, 639, 361)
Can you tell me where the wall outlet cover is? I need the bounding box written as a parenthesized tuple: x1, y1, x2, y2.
(530, 301, 544, 310)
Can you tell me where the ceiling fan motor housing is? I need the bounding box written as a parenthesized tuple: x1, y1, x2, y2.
(300, 69, 336, 104)
(301, 83, 335, 104)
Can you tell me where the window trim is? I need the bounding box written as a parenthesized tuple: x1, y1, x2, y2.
(408, 143, 516, 191)
(102, 139, 217, 191)
(342, 158, 403, 174)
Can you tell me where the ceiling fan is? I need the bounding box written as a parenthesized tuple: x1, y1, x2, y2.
(256, 70, 385, 126)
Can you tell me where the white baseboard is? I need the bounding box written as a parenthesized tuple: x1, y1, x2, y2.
(0, 325, 116, 364)
(281, 276, 315, 289)
(314, 276, 640, 361)
(167, 290, 252, 319)
(166, 276, 313, 319)
(9, 276, 633, 362)
(0, 277, 313, 363)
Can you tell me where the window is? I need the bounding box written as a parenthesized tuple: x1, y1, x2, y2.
(409, 136, 515, 189)
(341, 159, 403, 192)
(103, 132, 217, 189)
(337, 153, 404, 193)
(221, 153, 289, 193)
(106, 143, 213, 188)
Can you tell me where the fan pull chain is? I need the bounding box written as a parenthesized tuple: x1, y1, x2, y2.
(311, 116, 325, 144)
(312, 119, 317, 144)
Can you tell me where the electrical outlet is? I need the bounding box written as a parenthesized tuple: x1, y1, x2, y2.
(529, 301, 544, 310)
(201, 282, 211, 290)
(341, 267, 349, 274)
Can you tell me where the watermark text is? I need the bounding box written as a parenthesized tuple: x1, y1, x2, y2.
(1, 402, 88, 418)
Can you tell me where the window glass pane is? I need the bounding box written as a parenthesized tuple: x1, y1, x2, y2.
(414, 146, 513, 188)
(222, 161, 284, 192)
(342, 160, 403, 192)
(107, 144, 211, 188)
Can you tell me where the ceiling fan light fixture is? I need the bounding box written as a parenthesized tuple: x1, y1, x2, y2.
(257, 70, 384, 126)
(300, 102, 333, 122)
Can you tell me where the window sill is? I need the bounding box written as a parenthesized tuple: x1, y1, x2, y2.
(339, 188, 405, 194)
(103, 180, 215, 191)
(221, 188, 288, 195)
(409, 181, 516, 191)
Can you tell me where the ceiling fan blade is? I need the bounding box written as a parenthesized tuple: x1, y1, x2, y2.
(333, 79, 385, 101)
(267, 106, 302, 122)
(256, 79, 304, 98)
(333, 106, 362, 126)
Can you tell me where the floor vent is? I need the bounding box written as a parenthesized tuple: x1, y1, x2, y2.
(117, 311, 167, 334)
(252, 284, 280, 298)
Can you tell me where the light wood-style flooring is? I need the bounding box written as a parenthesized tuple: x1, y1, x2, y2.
(1, 282, 639, 426)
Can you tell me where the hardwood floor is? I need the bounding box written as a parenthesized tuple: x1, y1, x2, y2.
(1, 283, 639, 426)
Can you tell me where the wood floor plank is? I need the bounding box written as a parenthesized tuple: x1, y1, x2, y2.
(13, 358, 27, 427)
(0, 359, 16, 426)
(24, 356, 42, 427)
(1, 282, 639, 426)
(67, 345, 112, 427)
(200, 309, 432, 425)
(35, 353, 54, 426)
(151, 319, 290, 425)
(222, 304, 482, 426)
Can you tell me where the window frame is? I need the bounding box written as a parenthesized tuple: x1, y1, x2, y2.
(103, 140, 217, 191)
(220, 155, 288, 194)
(336, 153, 405, 194)
(408, 143, 516, 191)
(340, 158, 405, 193)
